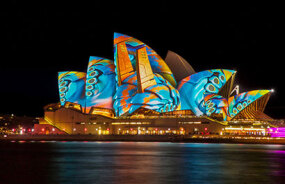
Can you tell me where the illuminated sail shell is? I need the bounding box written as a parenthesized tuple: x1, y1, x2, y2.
(164, 50, 196, 82)
(113, 36, 180, 116)
(114, 32, 177, 87)
(58, 71, 86, 110)
(177, 69, 236, 116)
(227, 90, 271, 119)
(203, 90, 271, 121)
(85, 56, 116, 113)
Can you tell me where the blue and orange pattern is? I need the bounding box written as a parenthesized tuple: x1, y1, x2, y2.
(227, 90, 270, 119)
(203, 94, 229, 120)
(113, 72, 180, 116)
(177, 69, 236, 116)
(58, 71, 86, 109)
(85, 56, 116, 113)
(202, 90, 271, 121)
(55, 33, 271, 121)
(114, 32, 177, 87)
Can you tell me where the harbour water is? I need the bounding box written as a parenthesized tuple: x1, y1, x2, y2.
(1, 141, 285, 184)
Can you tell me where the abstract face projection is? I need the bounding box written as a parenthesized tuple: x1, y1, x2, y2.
(85, 56, 116, 113)
(58, 71, 86, 108)
(113, 36, 180, 116)
(177, 69, 235, 116)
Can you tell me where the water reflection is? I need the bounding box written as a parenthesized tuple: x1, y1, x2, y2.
(1, 142, 285, 184)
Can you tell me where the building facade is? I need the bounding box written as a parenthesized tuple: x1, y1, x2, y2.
(35, 33, 275, 136)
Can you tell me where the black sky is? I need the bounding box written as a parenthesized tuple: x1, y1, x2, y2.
(0, 2, 283, 118)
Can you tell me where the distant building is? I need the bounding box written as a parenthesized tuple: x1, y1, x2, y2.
(0, 114, 38, 134)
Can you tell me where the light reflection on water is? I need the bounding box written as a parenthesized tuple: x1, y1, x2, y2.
(1, 142, 285, 184)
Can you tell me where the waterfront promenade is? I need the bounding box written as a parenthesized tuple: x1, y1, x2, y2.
(1, 134, 285, 144)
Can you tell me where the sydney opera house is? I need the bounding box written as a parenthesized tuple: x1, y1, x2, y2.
(35, 33, 275, 135)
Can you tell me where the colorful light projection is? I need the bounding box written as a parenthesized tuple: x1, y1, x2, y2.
(114, 32, 177, 87)
(268, 128, 285, 137)
(227, 90, 270, 119)
(85, 56, 116, 113)
(113, 72, 181, 116)
(55, 33, 272, 121)
(202, 90, 271, 121)
(203, 94, 229, 120)
(177, 69, 236, 116)
(113, 40, 180, 116)
(58, 71, 86, 109)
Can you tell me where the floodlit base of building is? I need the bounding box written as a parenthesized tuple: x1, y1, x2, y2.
(32, 107, 275, 137)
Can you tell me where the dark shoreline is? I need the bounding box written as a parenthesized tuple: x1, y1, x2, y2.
(1, 135, 285, 144)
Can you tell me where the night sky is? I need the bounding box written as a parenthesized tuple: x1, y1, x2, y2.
(1, 2, 283, 118)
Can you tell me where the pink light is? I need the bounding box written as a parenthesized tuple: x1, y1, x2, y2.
(269, 128, 285, 137)
(41, 128, 45, 132)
